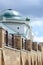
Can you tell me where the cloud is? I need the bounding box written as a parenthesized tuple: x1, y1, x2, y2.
(0, 0, 40, 6)
(30, 17, 43, 42)
(33, 36, 43, 42)
(34, 31, 39, 36)
(32, 30, 43, 42)
(30, 17, 43, 27)
(0, 0, 43, 17)
(31, 21, 43, 27)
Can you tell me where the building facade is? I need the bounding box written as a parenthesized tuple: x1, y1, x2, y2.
(0, 9, 32, 40)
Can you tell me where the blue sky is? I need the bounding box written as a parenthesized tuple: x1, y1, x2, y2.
(0, 0, 43, 42)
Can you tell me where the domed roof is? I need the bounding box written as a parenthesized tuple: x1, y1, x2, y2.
(1, 9, 24, 20)
(0, 9, 30, 21)
(26, 17, 30, 21)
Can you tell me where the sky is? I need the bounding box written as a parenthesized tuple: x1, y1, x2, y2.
(0, 0, 43, 42)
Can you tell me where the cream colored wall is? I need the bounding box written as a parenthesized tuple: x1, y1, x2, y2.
(3, 47, 20, 65)
(0, 49, 2, 65)
(0, 28, 5, 48)
(0, 27, 43, 65)
(0, 47, 43, 65)
(0, 50, 1, 65)
(21, 50, 28, 65)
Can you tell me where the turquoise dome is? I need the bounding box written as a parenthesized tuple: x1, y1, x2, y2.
(0, 9, 30, 21)
(26, 17, 30, 21)
(1, 9, 24, 20)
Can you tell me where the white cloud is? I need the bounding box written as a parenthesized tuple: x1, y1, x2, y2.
(31, 18, 43, 42)
(31, 20, 43, 27)
(33, 36, 43, 42)
(34, 21, 41, 26)
(34, 31, 39, 36)
(28, 0, 40, 6)
(30, 17, 43, 27)
(0, 0, 41, 8)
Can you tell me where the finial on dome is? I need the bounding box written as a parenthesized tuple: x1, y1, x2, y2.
(26, 17, 30, 21)
(8, 9, 12, 10)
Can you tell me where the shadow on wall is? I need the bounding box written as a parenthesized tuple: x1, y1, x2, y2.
(25, 59, 29, 65)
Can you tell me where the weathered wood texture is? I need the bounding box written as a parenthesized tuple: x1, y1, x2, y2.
(3, 47, 20, 65)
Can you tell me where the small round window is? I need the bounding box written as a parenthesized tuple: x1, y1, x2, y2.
(17, 27, 19, 29)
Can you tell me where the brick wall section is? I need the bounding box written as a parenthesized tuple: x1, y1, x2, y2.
(14, 35, 22, 50)
(25, 40, 32, 51)
(38, 43, 43, 51)
(32, 42, 38, 51)
(0, 28, 5, 48)
(38, 44, 42, 51)
(0, 27, 43, 65)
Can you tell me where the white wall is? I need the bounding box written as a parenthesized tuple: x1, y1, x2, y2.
(4, 23, 29, 35)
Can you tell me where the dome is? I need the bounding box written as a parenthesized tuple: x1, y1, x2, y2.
(26, 17, 30, 21)
(0, 9, 30, 21)
(0, 9, 24, 20)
